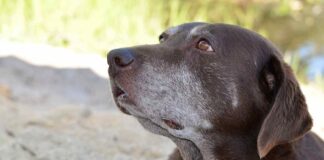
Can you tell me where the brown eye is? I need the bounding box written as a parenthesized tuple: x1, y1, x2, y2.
(196, 39, 214, 52)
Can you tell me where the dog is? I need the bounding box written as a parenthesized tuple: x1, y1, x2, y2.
(107, 22, 324, 160)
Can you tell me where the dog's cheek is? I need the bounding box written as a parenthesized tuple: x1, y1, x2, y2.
(134, 63, 213, 134)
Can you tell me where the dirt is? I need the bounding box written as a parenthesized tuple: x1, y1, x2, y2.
(0, 41, 323, 160)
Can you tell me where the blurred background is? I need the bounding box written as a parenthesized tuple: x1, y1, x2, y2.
(0, 0, 323, 160)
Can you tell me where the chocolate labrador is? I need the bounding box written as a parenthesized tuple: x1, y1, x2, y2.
(107, 22, 324, 160)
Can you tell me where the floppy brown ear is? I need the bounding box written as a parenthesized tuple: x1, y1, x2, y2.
(257, 56, 313, 158)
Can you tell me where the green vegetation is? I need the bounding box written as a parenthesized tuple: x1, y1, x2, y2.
(0, 0, 323, 86)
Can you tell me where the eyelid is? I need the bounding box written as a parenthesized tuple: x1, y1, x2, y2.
(198, 38, 211, 44)
(190, 35, 209, 44)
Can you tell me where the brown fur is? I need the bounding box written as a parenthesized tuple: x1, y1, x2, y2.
(107, 23, 324, 160)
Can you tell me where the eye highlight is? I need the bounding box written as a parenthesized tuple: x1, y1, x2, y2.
(196, 39, 214, 52)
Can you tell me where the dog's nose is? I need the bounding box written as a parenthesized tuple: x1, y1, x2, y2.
(108, 48, 135, 68)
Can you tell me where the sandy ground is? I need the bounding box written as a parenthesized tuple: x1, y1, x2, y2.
(0, 41, 323, 160)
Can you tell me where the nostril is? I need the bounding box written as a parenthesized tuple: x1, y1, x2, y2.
(109, 48, 135, 68)
(114, 55, 134, 67)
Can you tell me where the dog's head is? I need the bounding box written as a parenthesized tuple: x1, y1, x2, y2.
(107, 23, 312, 158)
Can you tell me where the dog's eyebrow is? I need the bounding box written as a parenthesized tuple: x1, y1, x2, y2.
(187, 24, 209, 40)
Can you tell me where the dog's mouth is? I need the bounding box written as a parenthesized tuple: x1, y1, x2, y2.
(114, 86, 125, 97)
(112, 83, 132, 115)
(162, 119, 184, 130)
(111, 81, 184, 130)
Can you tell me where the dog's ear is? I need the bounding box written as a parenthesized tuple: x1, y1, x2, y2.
(257, 55, 313, 158)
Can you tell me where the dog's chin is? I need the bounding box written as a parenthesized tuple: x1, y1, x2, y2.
(112, 86, 150, 119)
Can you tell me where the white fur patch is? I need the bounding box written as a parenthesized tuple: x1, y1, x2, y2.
(228, 82, 239, 108)
(188, 24, 208, 37)
(202, 120, 213, 129)
(133, 62, 212, 139)
(189, 25, 202, 35)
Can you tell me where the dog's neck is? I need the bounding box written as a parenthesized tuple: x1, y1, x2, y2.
(136, 116, 296, 159)
(173, 132, 295, 160)
(170, 138, 203, 160)
(173, 133, 259, 160)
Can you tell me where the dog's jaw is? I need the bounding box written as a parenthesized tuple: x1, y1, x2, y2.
(137, 117, 204, 160)
(131, 61, 222, 160)
(110, 61, 219, 159)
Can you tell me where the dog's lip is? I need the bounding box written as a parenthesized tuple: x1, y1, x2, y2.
(112, 83, 184, 130)
(114, 86, 125, 97)
(162, 119, 184, 130)
(111, 83, 132, 115)
(111, 81, 127, 98)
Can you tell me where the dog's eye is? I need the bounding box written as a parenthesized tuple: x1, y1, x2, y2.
(196, 39, 214, 52)
(159, 33, 168, 43)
